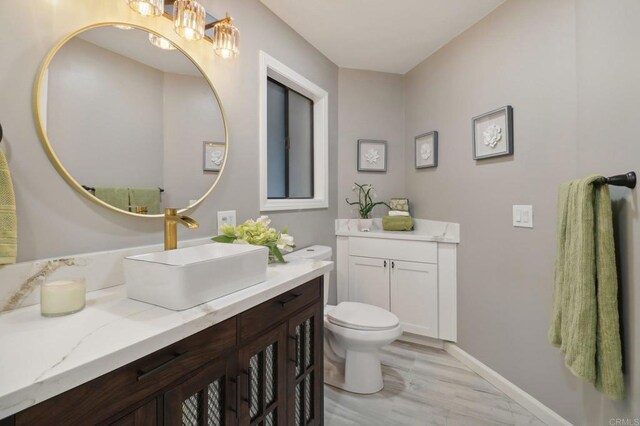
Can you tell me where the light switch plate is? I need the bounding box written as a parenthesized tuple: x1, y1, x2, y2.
(513, 205, 533, 228)
(217, 210, 237, 231)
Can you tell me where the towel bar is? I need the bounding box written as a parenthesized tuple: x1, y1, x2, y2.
(594, 172, 636, 189)
(82, 185, 165, 193)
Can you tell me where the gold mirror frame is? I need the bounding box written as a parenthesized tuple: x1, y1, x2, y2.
(32, 22, 229, 218)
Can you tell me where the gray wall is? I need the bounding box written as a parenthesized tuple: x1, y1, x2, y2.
(338, 68, 405, 218)
(575, 0, 640, 422)
(46, 38, 225, 209)
(403, 0, 639, 423)
(162, 72, 224, 208)
(47, 37, 164, 188)
(0, 0, 338, 262)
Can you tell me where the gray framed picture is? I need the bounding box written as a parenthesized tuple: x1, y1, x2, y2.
(203, 141, 225, 172)
(415, 131, 438, 169)
(357, 139, 387, 172)
(472, 106, 513, 160)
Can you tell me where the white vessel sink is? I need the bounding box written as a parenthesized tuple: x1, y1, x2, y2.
(124, 243, 269, 310)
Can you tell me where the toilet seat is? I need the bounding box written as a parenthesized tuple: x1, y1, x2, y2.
(327, 302, 399, 331)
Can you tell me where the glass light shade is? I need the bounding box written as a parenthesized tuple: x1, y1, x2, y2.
(126, 0, 163, 17)
(148, 33, 177, 50)
(212, 19, 240, 59)
(173, 0, 206, 41)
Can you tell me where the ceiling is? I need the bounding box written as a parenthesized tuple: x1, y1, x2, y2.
(78, 26, 201, 76)
(259, 0, 505, 74)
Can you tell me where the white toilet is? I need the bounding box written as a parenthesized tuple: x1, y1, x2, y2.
(285, 245, 403, 394)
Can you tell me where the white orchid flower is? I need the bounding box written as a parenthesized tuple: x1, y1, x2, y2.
(277, 233, 295, 253)
(256, 215, 271, 226)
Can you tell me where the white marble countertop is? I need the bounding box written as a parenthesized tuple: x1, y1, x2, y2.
(335, 218, 460, 243)
(0, 258, 332, 419)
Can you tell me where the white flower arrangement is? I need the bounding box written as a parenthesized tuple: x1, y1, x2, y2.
(212, 215, 295, 263)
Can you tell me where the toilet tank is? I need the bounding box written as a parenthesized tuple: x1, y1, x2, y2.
(284, 245, 332, 305)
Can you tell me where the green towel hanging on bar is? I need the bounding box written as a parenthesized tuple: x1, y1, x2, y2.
(94, 187, 130, 211)
(0, 146, 16, 265)
(129, 187, 161, 215)
(549, 176, 624, 400)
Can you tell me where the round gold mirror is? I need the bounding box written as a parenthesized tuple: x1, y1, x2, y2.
(33, 23, 228, 217)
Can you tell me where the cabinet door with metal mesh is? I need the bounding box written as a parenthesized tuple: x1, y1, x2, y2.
(238, 323, 288, 426)
(287, 303, 323, 426)
(163, 357, 232, 426)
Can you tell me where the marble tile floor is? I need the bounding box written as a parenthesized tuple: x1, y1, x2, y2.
(324, 341, 546, 426)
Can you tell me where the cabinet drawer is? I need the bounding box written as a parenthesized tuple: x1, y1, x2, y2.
(349, 237, 437, 264)
(16, 318, 236, 426)
(239, 278, 321, 343)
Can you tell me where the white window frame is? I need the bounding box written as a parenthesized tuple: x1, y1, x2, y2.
(259, 50, 329, 211)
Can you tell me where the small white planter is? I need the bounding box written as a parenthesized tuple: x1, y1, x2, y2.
(359, 218, 373, 232)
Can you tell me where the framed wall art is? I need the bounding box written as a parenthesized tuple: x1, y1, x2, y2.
(415, 131, 438, 169)
(203, 141, 225, 172)
(472, 105, 513, 160)
(357, 139, 387, 172)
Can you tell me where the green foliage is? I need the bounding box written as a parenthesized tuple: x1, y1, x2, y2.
(345, 182, 391, 219)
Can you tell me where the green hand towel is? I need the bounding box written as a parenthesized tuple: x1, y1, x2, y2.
(129, 187, 161, 215)
(94, 187, 130, 211)
(0, 147, 16, 265)
(549, 176, 623, 400)
(382, 216, 413, 231)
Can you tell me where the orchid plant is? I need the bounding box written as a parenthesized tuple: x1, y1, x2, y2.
(212, 216, 295, 263)
(345, 182, 390, 219)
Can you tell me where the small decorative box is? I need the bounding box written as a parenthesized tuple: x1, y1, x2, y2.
(389, 198, 409, 212)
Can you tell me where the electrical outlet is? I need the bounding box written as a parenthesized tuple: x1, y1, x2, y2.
(513, 205, 533, 228)
(217, 210, 237, 231)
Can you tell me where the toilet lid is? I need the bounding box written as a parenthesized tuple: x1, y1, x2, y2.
(327, 302, 399, 331)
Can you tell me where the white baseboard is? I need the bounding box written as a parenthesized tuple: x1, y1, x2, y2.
(398, 332, 444, 349)
(444, 343, 572, 426)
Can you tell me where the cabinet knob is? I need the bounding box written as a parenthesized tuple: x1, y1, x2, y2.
(383, 260, 387, 268)
(391, 261, 395, 269)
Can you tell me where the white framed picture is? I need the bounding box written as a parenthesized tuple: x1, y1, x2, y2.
(357, 139, 387, 172)
(472, 106, 513, 160)
(203, 141, 225, 172)
(415, 131, 438, 169)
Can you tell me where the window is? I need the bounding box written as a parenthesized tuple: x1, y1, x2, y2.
(259, 51, 329, 211)
(267, 78, 314, 199)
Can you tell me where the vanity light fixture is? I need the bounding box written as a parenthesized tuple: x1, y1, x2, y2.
(126, 0, 164, 17)
(148, 33, 177, 50)
(128, 0, 240, 58)
(173, 0, 206, 41)
(210, 14, 240, 59)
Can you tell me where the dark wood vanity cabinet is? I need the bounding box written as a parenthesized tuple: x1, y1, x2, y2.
(10, 278, 324, 426)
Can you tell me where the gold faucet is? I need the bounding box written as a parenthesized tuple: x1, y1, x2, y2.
(164, 208, 199, 250)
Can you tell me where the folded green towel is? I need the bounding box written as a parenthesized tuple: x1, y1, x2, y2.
(0, 147, 16, 265)
(129, 187, 161, 215)
(549, 176, 623, 400)
(94, 187, 130, 211)
(382, 216, 413, 231)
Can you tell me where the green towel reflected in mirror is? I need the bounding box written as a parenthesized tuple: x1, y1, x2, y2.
(94, 187, 161, 214)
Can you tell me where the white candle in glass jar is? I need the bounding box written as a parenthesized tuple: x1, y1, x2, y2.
(40, 279, 86, 317)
